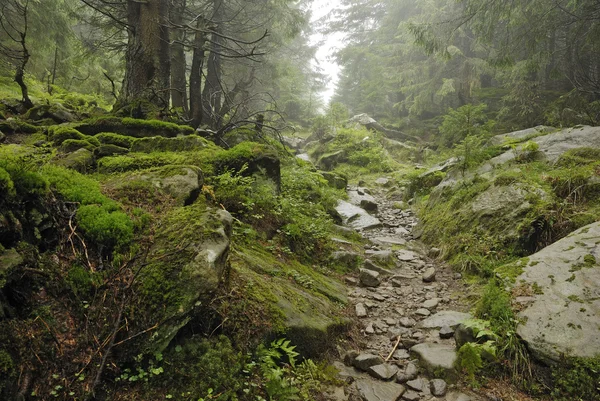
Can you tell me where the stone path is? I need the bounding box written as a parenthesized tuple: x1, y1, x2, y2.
(332, 185, 481, 401)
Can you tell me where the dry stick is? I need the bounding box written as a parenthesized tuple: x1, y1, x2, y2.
(385, 336, 402, 362)
(68, 213, 94, 272)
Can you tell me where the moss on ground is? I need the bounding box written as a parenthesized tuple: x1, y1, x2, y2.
(74, 116, 194, 138)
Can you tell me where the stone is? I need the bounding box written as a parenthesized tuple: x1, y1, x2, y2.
(355, 379, 406, 401)
(345, 277, 359, 286)
(365, 322, 375, 334)
(372, 293, 386, 302)
(355, 303, 368, 318)
(417, 311, 472, 329)
(488, 125, 554, 146)
(397, 249, 418, 262)
(510, 221, 600, 363)
(0, 248, 23, 284)
(422, 268, 436, 282)
(410, 343, 457, 380)
(55, 148, 94, 173)
(343, 350, 360, 367)
(429, 379, 448, 397)
(360, 199, 379, 212)
(364, 259, 393, 275)
(422, 299, 439, 309)
(368, 363, 399, 380)
(385, 317, 398, 326)
(445, 391, 473, 401)
(401, 390, 420, 401)
(393, 349, 410, 359)
(365, 249, 395, 264)
(353, 353, 385, 371)
(375, 177, 391, 186)
(359, 268, 381, 287)
(414, 308, 431, 317)
(428, 247, 441, 258)
(405, 378, 426, 392)
(439, 326, 455, 339)
(400, 317, 416, 327)
(373, 236, 407, 246)
(333, 251, 362, 267)
(336, 200, 382, 230)
(404, 363, 419, 380)
(321, 171, 348, 189)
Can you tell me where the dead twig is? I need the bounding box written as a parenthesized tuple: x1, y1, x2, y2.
(385, 336, 402, 362)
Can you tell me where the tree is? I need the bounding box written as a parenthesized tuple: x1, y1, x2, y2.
(0, 0, 33, 109)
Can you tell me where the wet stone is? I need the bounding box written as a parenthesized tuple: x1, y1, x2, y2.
(368, 363, 399, 380)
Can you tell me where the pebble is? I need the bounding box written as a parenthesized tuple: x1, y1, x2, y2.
(414, 308, 431, 316)
(422, 267, 436, 282)
(400, 317, 417, 327)
(365, 322, 375, 334)
(423, 298, 439, 309)
(356, 303, 368, 318)
(430, 378, 448, 396)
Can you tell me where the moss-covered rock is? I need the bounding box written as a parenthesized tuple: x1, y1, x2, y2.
(106, 165, 203, 206)
(60, 138, 97, 153)
(93, 144, 130, 158)
(54, 148, 95, 173)
(24, 103, 76, 123)
(214, 142, 281, 191)
(0, 248, 23, 288)
(48, 126, 88, 145)
(130, 135, 209, 153)
(75, 116, 195, 138)
(0, 120, 38, 134)
(94, 132, 137, 149)
(136, 201, 233, 352)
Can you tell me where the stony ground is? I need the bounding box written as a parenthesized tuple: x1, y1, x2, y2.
(330, 183, 489, 401)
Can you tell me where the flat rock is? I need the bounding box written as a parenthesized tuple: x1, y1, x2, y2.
(355, 378, 405, 401)
(397, 249, 418, 262)
(422, 298, 439, 309)
(439, 326, 455, 339)
(359, 268, 381, 287)
(368, 363, 399, 380)
(364, 259, 394, 275)
(414, 308, 431, 316)
(336, 200, 382, 230)
(417, 311, 473, 329)
(356, 303, 368, 318)
(401, 390, 420, 401)
(399, 317, 417, 327)
(512, 221, 600, 363)
(405, 378, 426, 392)
(365, 249, 395, 264)
(373, 236, 407, 246)
(410, 343, 457, 379)
(353, 353, 384, 371)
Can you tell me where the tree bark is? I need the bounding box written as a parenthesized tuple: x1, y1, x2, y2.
(202, 0, 225, 129)
(190, 17, 207, 127)
(121, 0, 170, 109)
(170, 0, 188, 112)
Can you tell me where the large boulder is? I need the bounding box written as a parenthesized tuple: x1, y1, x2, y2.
(25, 103, 76, 123)
(488, 125, 554, 146)
(136, 202, 233, 352)
(510, 222, 600, 364)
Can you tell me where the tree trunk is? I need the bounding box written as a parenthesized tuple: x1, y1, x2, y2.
(122, 0, 170, 109)
(170, 0, 188, 112)
(202, 0, 225, 129)
(190, 17, 207, 128)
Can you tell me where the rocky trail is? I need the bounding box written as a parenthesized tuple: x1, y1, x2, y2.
(331, 182, 482, 401)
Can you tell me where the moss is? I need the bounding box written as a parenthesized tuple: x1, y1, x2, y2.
(95, 132, 137, 148)
(76, 205, 133, 248)
(75, 116, 195, 138)
(0, 120, 38, 134)
(131, 135, 209, 153)
(556, 147, 600, 167)
(60, 139, 97, 153)
(93, 144, 130, 158)
(0, 349, 15, 396)
(551, 355, 600, 400)
(0, 168, 15, 199)
(48, 126, 88, 145)
(583, 254, 596, 267)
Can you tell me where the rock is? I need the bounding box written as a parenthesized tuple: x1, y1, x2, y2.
(321, 171, 348, 189)
(0, 248, 23, 285)
(393, 349, 410, 359)
(356, 303, 368, 318)
(368, 363, 399, 380)
(404, 363, 419, 380)
(401, 390, 420, 401)
(359, 269, 381, 287)
(360, 199, 379, 212)
(405, 378, 426, 392)
(422, 299, 439, 309)
(429, 379, 448, 396)
(54, 148, 94, 173)
(353, 353, 384, 371)
(422, 267, 436, 282)
(317, 150, 347, 170)
(25, 103, 76, 123)
(418, 311, 473, 329)
(399, 317, 416, 327)
(365, 323, 375, 334)
(372, 236, 407, 247)
(454, 323, 478, 348)
(445, 391, 473, 401)
(511, 221, 600, 363)
(428, 247, 441, 258)
(112, 165, 203, 206)
(397, 249, 418, 262)
(375, 177, 391, 186)
(355, 379, 406, 401)
(296, 153, 311, 162)
(439, 326, 455, 339)
(414, 308, 430, 316)
(410, 343, 457, 380)
(93, 144, 130, 158)
(333, 224, 357, 236)
(364, 259, 393, 275)
(336, 200, 382, 230)
(346, 277, 359, 286)
(488, 125, 554, 146)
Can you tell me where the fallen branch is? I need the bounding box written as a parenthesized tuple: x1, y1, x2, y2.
(385, 335, 402, 362)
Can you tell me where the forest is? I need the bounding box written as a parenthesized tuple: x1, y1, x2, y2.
(0, 0, 599, 400)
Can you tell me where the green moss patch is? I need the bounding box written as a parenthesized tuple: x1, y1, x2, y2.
(75, 116, 194, 138)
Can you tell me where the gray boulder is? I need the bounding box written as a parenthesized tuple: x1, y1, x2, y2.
(355, 379, 406, 401)
(512, 221, 600, 364)
(359, 268, 381, 287)
(418, 310, 472, 329)
(410, 343, 458, 380)
(353, 353, 384, 371)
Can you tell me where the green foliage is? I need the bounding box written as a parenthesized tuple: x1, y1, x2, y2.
(95, 132, 137, 149)
(48, 126, 88, 145)
(557, 147, 600, 167)
(439, 104, 495, 147)
(0, 349, 15, 396)
(551, 356, 600, 401)
(457, 342, 484, 383)
(76, 205, 133, 249)
(0, 167, 15, 199)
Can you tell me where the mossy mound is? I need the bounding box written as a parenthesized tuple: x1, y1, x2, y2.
(24, 103, 76, 123)
(0, 120, 38, 134)
(94, 132, 137, 149)
(135, 201, 233, 352)
(131, 135, 210, 153)
(75, 116, 194, 138)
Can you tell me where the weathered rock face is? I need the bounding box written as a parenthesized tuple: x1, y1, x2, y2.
(137, 202, 233, 352)
(25, 103, 77, 123)
(336, 200, 382, 231)
(511, 221, 600, 364)
(488, 125, 554, 146)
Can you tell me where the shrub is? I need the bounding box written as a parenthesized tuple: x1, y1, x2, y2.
(439, 104, 495, 147)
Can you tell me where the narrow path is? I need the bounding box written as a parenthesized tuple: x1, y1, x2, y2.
(332, 184, 481, 401)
